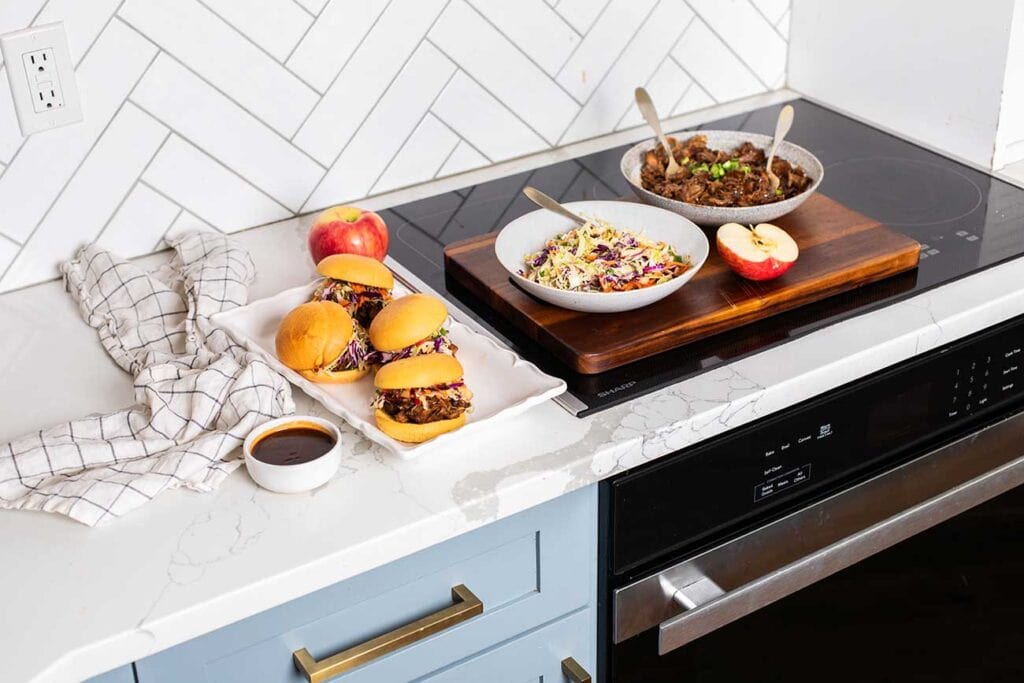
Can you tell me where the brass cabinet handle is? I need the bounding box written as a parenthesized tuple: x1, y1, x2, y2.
(561, 657, 593, 683)
(293, 584, 484, 683)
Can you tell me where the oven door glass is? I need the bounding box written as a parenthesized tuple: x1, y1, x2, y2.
(611, 481, 1024, 682)
(610, 410, 1024, 682)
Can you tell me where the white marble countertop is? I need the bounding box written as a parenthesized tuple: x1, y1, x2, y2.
(2, 90, 1024, 683)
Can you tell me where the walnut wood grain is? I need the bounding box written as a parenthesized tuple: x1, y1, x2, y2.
(443, 193, 921, 374)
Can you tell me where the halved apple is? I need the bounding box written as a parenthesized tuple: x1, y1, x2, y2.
(716, 222, 799, 281)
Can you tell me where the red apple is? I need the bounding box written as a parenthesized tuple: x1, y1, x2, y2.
(716, 222, 798, 281)
(308, 206, 389, 264)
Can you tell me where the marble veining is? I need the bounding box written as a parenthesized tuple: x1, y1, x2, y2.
(2, 189, 1023, 683)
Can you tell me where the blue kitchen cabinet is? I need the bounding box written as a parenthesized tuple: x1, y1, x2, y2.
(136, 484, 597, 682)
(86, 666, 135, 682)
(419, 608, 595, 682)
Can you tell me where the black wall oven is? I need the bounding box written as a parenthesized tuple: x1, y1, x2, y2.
(600, 314, 1024, 682)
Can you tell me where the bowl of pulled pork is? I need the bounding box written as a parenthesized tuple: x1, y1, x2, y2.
(621, 131, 823, 226)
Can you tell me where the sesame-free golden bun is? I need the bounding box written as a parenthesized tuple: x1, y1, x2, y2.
(316, 253, 394, 290)
(375, 354, 464, 390)
(369, 293, 448, 352)
(298, 366, 368, 383)
(276, 301, 366, 383)
(375, 409, 466, 443)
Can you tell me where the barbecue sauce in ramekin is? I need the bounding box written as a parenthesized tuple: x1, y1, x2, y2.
(250, 422, 336, 466)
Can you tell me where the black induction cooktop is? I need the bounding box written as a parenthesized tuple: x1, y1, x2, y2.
(381, 99, 1024, 416)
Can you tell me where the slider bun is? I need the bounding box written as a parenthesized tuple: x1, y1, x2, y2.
(369, 294, 448, 352)
(316, 253, 394, 289)
(374, 409, 466, 443)
(375, 353, 464, 390)
(298, 367, 368, 384)
(276, 301, 354, 373)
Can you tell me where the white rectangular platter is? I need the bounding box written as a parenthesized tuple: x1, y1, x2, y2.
(212, 281, 566, 459)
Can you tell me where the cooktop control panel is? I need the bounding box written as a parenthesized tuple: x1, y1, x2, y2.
(610, 314, 1024, 577)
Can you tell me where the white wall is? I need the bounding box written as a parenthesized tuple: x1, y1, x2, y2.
(0, 0, 792, 293)
(995, 0, 1024, 169)
(788, 0, 1016, 168)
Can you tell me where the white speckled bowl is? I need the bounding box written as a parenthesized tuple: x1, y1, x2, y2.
(620, 130, 824, 226)
(494, 200, 709, 314)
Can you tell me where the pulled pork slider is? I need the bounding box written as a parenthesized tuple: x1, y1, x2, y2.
(372, 354, 472, 443)
(368, 293, 458, 362)
(311, 254, 394, 327)
(276, 301, 372, 383)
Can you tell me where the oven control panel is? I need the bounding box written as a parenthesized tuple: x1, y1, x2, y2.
(947, 337, 1022, 419)
(611, 314, 1024, 576)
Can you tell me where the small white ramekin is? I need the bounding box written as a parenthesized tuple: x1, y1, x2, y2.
(243, 415, 342, 493)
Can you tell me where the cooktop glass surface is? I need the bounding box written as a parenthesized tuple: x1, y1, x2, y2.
(381, 100, 1024, 416)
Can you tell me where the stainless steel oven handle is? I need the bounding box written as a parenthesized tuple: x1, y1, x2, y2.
(613, 409, 1024, 656)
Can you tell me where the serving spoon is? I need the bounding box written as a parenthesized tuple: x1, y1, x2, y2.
(765, 104, 795, 194)
(634, 86, 683, 179)
(522, 186, 587, 226)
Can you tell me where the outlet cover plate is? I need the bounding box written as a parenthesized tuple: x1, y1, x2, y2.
(1, 22, 82, 136)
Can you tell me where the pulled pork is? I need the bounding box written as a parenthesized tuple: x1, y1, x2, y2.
(312, 279, 392, 328)
(640, 135, 812, 207)
(372, 382, 473, 424)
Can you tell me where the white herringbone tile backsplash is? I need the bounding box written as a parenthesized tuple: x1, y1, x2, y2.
(0, 0, 790, 292)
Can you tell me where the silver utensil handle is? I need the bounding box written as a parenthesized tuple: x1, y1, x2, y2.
(613, 409, 1024, 655)
(522, 186, 587, 225)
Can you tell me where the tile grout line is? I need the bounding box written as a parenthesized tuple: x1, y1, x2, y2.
(281, 0, 322, 65)
(0, 232, 19, 248)
(427, 38, 557, 148)
(668, 81, 695, 118)
(552, 0, 610, 46)
(92, 130, 173, 246)
(775, 7, 791, 30)
(746, 0, 788, 41)
(191, 0, 326, 95)
(153, 53, 325, 171)
(554, 0, 661, 145)
(428, 108, 494, 164)
(287, 0, 317, 20)
(432, 134, 464, 179)
(690, 14, 773, 91)
(669, 54, 720, 105)
(459, 0, 585, 108)
(611, 49, 675, 132)
(297, 0, 452, 211)
(74, 0, 128, 69)
(138, 178, 221, 235)
(129, 101, 297, 219)
(0, 44, 162, 285)
(553, 0, 613, 82)
(366, 69, 459, 195)
(116, 14, 325, 156)
(287, 0, 396, 144)
(153, 206, 186, 251)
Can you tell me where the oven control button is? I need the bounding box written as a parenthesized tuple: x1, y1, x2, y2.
(754, 464, 812, 502)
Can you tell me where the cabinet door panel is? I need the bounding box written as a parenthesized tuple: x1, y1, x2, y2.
(137, 485, 596, 683)
(421, 608, 595, 683)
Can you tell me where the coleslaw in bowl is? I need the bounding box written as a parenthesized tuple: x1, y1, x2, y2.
(495, 200, 709, 313)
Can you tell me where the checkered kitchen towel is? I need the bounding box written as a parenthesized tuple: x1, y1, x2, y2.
(0, 231, 294, 526)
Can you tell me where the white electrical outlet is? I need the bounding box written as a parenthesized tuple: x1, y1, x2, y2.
(1, 22, 82, 136)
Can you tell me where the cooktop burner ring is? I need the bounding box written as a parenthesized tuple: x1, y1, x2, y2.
(822, 156, 983, 227)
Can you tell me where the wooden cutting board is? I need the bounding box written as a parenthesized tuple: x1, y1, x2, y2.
(443, 193, 920, 374)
